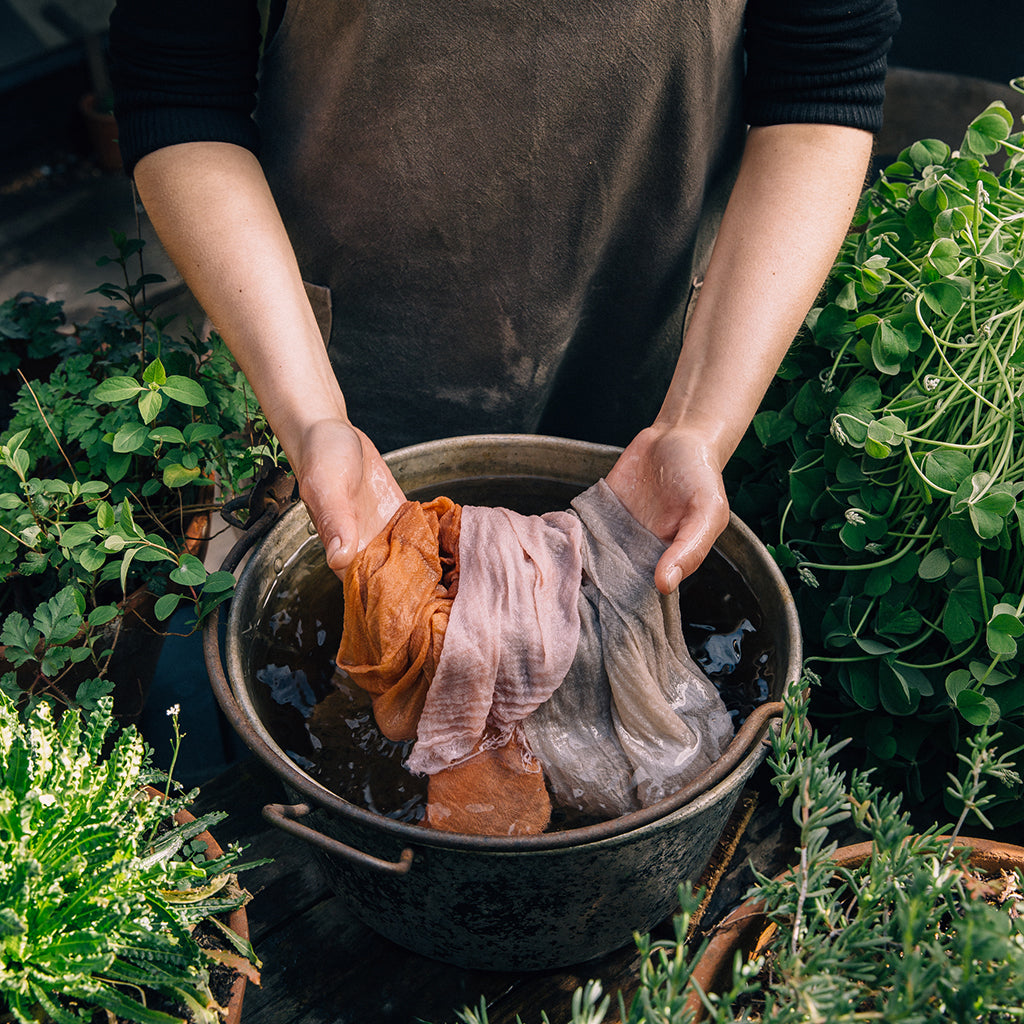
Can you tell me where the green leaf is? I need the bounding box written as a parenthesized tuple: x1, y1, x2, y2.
(138, 388, 164, 424)
(92, 376, 145, 402)
(73, 676, 114, 708)
(924, 237, 961, 276)
(870, 322, 909, 375)
(170, 553, 207, 588)
(154, 593, 183, 620)
(60, 522, 97, 548)
(105, 450, 132, 483)
(918, 548, 951, 581)
(837, 377, 883, 412)
(942, 590, 978, 644)
(878, 659, 920, 716)
(922, 449, 973, 491)
(119, 546, 138, 593)
(77, 545, 108, 573)
(961, 105, 1013, 158)
(163, 463, 202, 489)
(87, 604, 120, 627)
(142, 357, 168, 386)
(162, 375, 209, 406)
(955, 689, 1001, 726)
(986, 604, 1024, 658)
(923, 280, 965, 317)
(149, 426, 186, 445)
(908, 138, 950, 169)
(945, 668, 972, 700)
(942, 514, 982, 559)
(841, 662, 879, 710)
(0, 611, 41, 660)
(200, 571, 237, 594)
(33, 586, 84, 645)
(183, 422, 224, 444)
(112, 422, 149, 454)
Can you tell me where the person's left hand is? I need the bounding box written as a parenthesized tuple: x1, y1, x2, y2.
(605, 424, 730, 594)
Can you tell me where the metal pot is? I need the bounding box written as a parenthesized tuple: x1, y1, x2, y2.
(205, 435, 801, 970)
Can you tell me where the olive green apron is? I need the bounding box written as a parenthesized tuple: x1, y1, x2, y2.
(256, 0, 747, 452)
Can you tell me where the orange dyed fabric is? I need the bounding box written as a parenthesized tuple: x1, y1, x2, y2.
(336, 497, 552, 836)
(337, 497, 460, 741)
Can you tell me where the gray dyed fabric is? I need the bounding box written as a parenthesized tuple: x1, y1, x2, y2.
(523, 479, 734, 818)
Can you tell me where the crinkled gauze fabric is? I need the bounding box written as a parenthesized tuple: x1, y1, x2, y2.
(337, 480, 733, 835)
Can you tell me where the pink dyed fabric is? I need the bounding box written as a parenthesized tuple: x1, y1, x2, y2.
(405, 506, 583, 775)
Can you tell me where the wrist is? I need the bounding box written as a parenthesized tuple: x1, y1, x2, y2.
(647, 416, 732, 473)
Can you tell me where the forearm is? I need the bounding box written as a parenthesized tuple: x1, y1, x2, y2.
(657, 122, 874, 466)
(133, 141, 348, 461)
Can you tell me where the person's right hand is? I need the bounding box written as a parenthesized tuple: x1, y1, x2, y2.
(292, 418, 405, 577)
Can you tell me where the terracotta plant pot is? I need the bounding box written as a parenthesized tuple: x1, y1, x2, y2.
(685, 837, 1024, 1020)
(158, 790, 251, 1024)
(79, 92, 123, 172)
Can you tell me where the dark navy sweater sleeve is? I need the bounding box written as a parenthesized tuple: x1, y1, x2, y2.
(743, 0, 901, 132)
(108, 0, 262, 175)
(108, 0, 901, 176)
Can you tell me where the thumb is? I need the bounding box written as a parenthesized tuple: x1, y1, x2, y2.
(320, 509, 361, 575)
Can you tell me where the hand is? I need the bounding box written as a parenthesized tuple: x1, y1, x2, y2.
(605, 424, 730, 595)
(292, 419, 405, 576)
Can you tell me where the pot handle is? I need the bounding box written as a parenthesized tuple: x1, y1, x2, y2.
(262, 802, 415, 875)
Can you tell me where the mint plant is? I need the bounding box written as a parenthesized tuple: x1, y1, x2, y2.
(0, 234, 283, 712)
(723, 99, 1024, 821)
(0, 691, 264, 1024)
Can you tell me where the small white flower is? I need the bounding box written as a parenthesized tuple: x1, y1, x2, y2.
(830, 419, 850, 446)
(165, 704, 181, 718)
(865, 543, 885, 555)
(845, 509, 867, 526)
(924, 375, 941, 392)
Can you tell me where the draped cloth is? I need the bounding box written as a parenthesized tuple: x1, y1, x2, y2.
(336, 481, 733, 836)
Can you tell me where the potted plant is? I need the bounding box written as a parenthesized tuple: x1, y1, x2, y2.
(0, 689, 266, 1024)
(679, 681, 1024, 1022)
(450, 682, 1024, 1024)
(0, 233, 282, 721)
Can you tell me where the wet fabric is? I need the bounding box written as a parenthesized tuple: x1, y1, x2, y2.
(336, 480, 733, 835)
(337, 496, 555, 835)
(406, 506, 583, 775)
(337, 497, 461, 743)
(522, 480, 735, 818)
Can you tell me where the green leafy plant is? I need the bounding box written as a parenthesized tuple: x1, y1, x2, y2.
(724, 98, 1024, 820)
(460, 683, 1024, 1024)
(684, 683, 1024, 1024)
(0, 233, 284, 713)
(0, 689, 265, 1023)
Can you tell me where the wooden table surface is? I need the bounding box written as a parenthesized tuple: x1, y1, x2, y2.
(191, 757, 772, 1024)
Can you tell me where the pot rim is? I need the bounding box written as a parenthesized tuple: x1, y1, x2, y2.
(211, 434, 800, 851)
